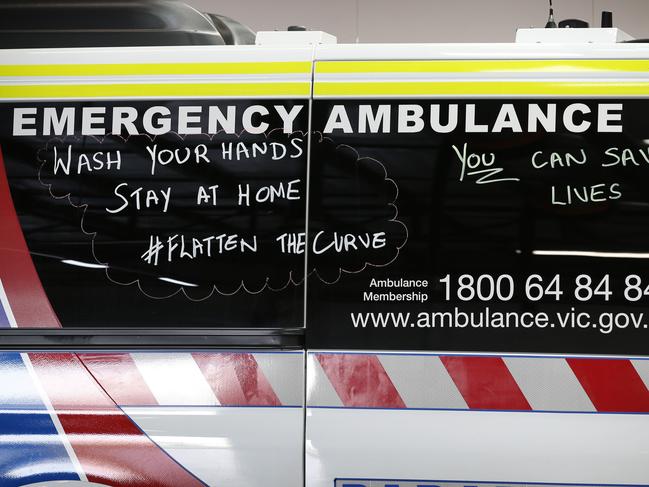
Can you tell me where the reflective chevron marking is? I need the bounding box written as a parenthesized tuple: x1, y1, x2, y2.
(316, 353, 405, 409)
(78, 352, 303, 407)
(309, 352, 649, 413)
(131, 353, 219, 406)
(0, 351, 303, 486)
(28, 353, 206, 487)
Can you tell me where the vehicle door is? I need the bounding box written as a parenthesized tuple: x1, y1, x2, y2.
(0, 44, 310, 487)
(305, 42, 649, 487)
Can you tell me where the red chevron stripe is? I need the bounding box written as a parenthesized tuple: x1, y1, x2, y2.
(567, 358, 649, 412)
(79, 353, 158, 406)
(192, 352, 281, 406)
(441, 356, 531, 410)
(29, 353, 204, 487)
(316, 353, 405, 408)
(0, 147, 60, 328)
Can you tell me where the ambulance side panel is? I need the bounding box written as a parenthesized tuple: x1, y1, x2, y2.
(305, 43, 649, 487)
(0, 45, 310, 486)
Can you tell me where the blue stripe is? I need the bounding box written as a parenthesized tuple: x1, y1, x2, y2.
(0, 353, 80, 485)
(338, 479, 649, 487)
(0, 412, 81, 486)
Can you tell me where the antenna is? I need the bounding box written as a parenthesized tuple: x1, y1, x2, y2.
(545, 0, 557, 28)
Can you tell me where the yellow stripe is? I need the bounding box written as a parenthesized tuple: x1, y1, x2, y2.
(0, 82, 310, 99)
(0, 61, 312, 77)
(316, 59, 649, 74)
(314, 81, 649, 97)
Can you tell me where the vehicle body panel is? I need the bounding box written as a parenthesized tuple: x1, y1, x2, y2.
(0, 45, 309, 486)
(305, 42, 649, 486)
(0, 351, 304, 486)
(1, 39, 649, 486)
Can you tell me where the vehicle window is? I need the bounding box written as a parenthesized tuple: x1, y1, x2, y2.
(0, 100, 308, 327)
(307, 99, 649, 354)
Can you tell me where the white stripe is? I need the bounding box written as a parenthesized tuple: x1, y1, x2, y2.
(631, 360, 649, 391)
(378, 355, 467, 409)
(0, 74, 310, 86)
(0, 360, 44, 408)
(306, 354, 343, 407)
(0, 46, 313, 65)
(0, 94, 310, 102)
(0, 279, 17, 328)
(20, 353, 87, 481)
(0, 73, 310, 84)
(131, 353, 219, 406)
(504, 357, 595, 412)
(123, 406, 302, 487)
(254, 353, 304, 406)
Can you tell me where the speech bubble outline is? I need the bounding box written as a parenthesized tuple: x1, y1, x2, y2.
(36, 129, 407, 300)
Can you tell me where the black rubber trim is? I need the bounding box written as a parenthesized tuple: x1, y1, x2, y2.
(0, 328, 304, 350)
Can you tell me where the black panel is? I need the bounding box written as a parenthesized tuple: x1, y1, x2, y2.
(0, 328, 304, 350)
(0, 100, 307, 328)
(306, 99, 649, 355)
